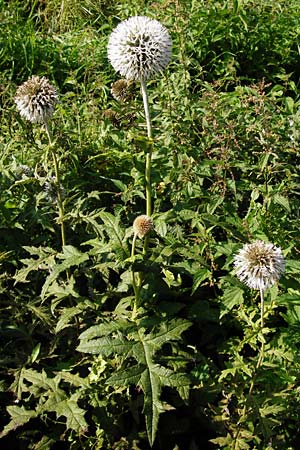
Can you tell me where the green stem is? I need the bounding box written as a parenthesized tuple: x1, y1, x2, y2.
(44, 121, 66, 248)
(140, 79, 152, 218)
(131, 233, 140, 320)
(234, 288, 266, 448)
(256, 287, 265, 368)
(260, 286, 264, 330)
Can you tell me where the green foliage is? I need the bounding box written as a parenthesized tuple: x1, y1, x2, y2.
(1, 0, 300, 448)
(78, 317, 191, 446)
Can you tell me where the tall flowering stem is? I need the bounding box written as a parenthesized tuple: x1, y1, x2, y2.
(140, 78, 153, 253)
(140, 79, 152, 216)
(107, 14, 172, 222)
(44, 122, 66, 248)
(234, 239, 285, 348)
(107, 16, 171, 311)
(15, 76, 66, 249)
(131, 232, 139, 319)
(131, 215, 154, 318)
(233, 240, 285, 444)
(259, 286, 264, 330)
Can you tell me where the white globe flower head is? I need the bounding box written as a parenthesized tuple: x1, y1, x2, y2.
(234, 240, 285, 291)
(107, 16, 172, 81)
(14, 76, 58, 124)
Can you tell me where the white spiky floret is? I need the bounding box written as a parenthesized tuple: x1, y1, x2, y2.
(107, 16, 172, 81)
(15, 75, 58, 124)
(234, 240, 285, 291)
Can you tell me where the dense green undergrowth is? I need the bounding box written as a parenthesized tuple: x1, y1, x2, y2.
(1, 0, 300, 449)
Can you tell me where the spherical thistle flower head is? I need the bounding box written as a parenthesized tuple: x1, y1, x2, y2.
(234, 240, 285, 291)
(107, 16, 172, 81)
(133, 215, 154, 239)
(14, 75, 58, 124)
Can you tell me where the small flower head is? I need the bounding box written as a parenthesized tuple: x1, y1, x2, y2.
(234, 240, 285, 291)
(133, 215, 153, 238)
(107, 16, 172, 81)
(44, 176, 65, 203)
(111, 79, 135, 102)
(15, 164, 33, 179)
(15, 75, 58, 124)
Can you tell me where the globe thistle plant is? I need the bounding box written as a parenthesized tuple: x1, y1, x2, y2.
(234, 241, 285, 416)
(234, 240, 285, 340)
(234, 240, 285, 292)
(107, 16, 172, 222)
(14, 76, 58, 124)
(108, 17, 171, 319)
(15, 75, 66, 248)
(107, 16, 172, 82)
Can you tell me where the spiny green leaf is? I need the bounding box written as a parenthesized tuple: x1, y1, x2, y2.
(30, 436, 56, 450)
(259, 403, 285, 417)
(21, 369, 65, 398)
(0, 406, 37, 438)
(55, 305, 85, 333)
(59, 372, 90, 389)
(192, 268, 211, 294)
(220, 286, 244, 318)
(26, 304, 53, 326)
(78, 319, 134, 340)
(151, 365, 190, 401)
(41, 246, 89, 299)
(273, 193, 290, 213)
(0, 250, 12, 263)
(77, 318, 191, 446)
(139, 367, 164, 447)
(14, 247, 56, 283)
(98, 211, 129, 256)
(52, 394, 88, 433)
(106, 364, 145, 386)
(77, 336, 134, 356)
(146, 318, 192, 350)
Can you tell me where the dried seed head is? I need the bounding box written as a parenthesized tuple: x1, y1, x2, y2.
(102, 108, 120, 126)
(15, 75, 58, 123)
(133, 215, 153, 238)
(107, 16, 172, 81)
(111, 79, 135, 102)
(234, 240, 285, 291)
